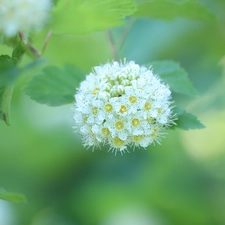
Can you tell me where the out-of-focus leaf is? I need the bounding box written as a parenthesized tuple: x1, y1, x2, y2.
(0, 188, 27, 203)
(150, 60, 197, 96)
(51, 0, 137, 34)
(134, 0, 216, 22)
(24, 64, 85, 106)
(173, 105, 205, 130)
(0, 55, 15, 125)
(0, 54, 45, 125)
(0, 55, 13, 68)
(0, 85, 13, 125)
(11, 40, 26, 64)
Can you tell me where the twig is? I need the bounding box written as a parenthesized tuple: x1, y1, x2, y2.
(19, 31, 52, 58)
(106, 29, 119, 61)
(41, 30, 52, 55)
(19, 32, 40, 58)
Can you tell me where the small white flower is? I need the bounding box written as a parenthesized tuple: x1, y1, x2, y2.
(0, 0, 52, 37)
(73, 60, 175, 154)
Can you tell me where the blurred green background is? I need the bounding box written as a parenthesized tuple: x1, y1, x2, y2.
(1, 1, 225, 225)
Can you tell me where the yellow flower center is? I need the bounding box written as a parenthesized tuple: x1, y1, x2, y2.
(133, 135, 144, 142)
(150, 128, 158, 138)
(144, 102, 151, 111)
(104, 103, 113, 113)
(119, 105, 127, 114)
(131, 118, 140, 127)
(113, 137, 124, 148)
(157, 108, 162, 114)
(91, 107, 98, 115)
(101, 128, 110, 137)
(92, 87, 100, 95)
(129, 96, 137, 104)
(147, 117, 153, 124)
(115, 121, 125, 130)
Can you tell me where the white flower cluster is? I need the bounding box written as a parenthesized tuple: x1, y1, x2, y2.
(0, 0, 52, 37)
(74, 61, 175, 154)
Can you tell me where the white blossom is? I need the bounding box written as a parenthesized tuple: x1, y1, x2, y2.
(73, 60, 175, 154)
(0, 0, 52, 37)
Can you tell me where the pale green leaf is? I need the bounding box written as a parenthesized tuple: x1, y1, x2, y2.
(24, 64, 85, 106)
(134, 0, 216, 22)
(173, 105, 205, 130)
(51, 0, 137, 34)
(0, 188, 27, 203)
(150, 60, 197, 96)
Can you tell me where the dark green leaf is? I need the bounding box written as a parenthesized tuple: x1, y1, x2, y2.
(0, 188, 27, 203)
(0, 55, 13, 69)
(150, 60, 197, 96)
(0, 85, 14, 125)
(24, 64, 85, 106)
(0, 55, 15, 125)
(134, 0, 216, 22)
(51, 0, 137, 34)
(173, 105, 205, 130)
(12, 40, 26, 65)
(0, 55, 45, 125)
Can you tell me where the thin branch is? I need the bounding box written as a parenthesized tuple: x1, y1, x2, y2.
(41, 30, 52, 56)
(106, 29, 119, 61)
(19, 31, 52, 58)
(19, 32, 40, 58)
(117, 18, 136, 51)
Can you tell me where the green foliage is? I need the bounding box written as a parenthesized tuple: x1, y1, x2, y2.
(134, 0, 216, 21)
(24, 64, 85, 106)
(0, 38, 26, 125)
(0, 85, 13, 125)
(0, 187, 27, 203)
(51, 0, 137, 34)
(1, 0, 225, 223)
(0, 52, 44, 125)
(12, 40, 26, 64)
(147, 60, 204, 129)
(0, 54, 14, 68)
(0, 55, 15, 125)
(150, 60, 197, 97)
(174, 105, 205, 130)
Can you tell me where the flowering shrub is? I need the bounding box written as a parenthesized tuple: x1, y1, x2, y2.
(0, 0, 206, 154)
(0, 0, 212, 214)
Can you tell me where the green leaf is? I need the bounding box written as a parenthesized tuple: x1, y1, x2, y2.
(24, 64, 85, 106)
(173, 105, 205, 130)
(134, 0, 216, 22)
(0, 188, 27, 203)
(0, 55, 13, 69)
(0, 54, 45, 125)
(51, 0, 137, 34)
(150, 60, 197, 96)
(0, 55, 15, 125)
(0, 85, 14, 125)
(11, 40, 26, 64)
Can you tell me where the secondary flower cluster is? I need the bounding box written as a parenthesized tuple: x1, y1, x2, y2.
(74, 61, 175, 154)
(0, 0, 52, 37)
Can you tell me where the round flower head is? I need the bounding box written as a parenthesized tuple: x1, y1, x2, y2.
(74, 60, 175, 154)
(0, 0, 52, 37)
